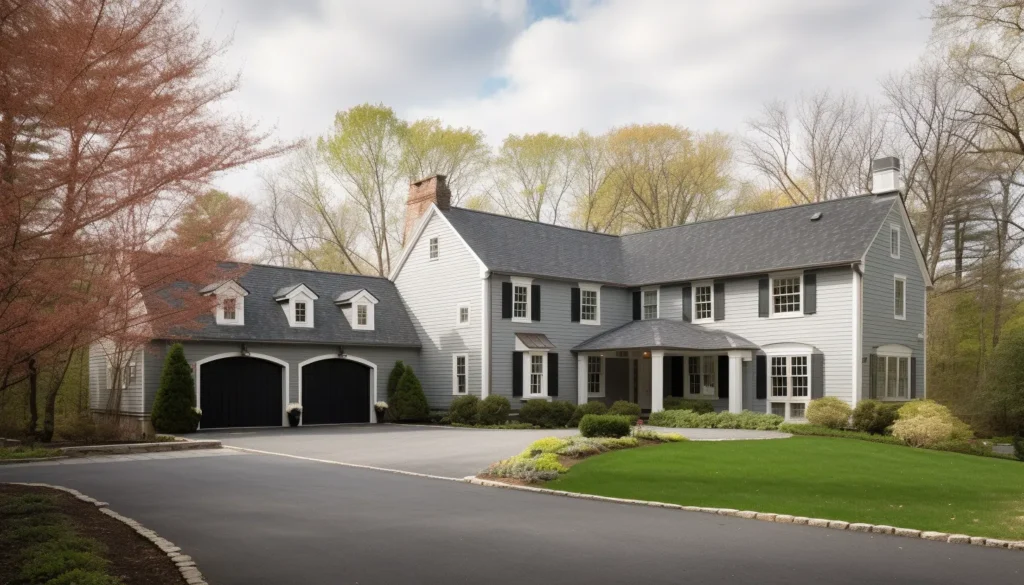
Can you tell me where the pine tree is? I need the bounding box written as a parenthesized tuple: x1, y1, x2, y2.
(389, 367, 429, 421)
(151, 344, 199, 433)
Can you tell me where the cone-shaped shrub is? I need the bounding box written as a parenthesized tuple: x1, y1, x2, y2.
(389, 367, 429, 421)
(151, 344, 199, 433)
(387, 360, 406, 398)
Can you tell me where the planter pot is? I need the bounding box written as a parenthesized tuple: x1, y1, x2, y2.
(287, 411, 301, 427)
(374, 409, 388, 423)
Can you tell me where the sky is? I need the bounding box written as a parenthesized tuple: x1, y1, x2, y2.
(186, 0, 937, 199)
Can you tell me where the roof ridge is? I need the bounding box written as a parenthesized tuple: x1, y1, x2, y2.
(244, 261, 392, 281)
(446, 206, 620, 238)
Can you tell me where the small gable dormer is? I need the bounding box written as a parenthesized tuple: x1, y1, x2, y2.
(335, 289, 379, 331)
(274, 284, 319, 328)
(200, 280, 249, 326)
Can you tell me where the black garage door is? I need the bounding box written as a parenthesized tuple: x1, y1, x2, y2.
(301, 359, 371, 424)
(200, 357, 283, 428)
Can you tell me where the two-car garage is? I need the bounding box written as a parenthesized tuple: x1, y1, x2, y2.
(197, 355, 372, 429)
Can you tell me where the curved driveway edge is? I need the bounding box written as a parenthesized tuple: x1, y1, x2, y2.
(7, 482, 209, 584)
(464, 476, 1024, 552)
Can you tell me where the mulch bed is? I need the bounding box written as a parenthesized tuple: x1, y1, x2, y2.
(0, 484, 184, 585)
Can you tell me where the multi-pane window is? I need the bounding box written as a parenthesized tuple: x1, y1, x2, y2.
(772, 277, 801, 314)
(688, 356, 701, 395)
(890, 226, 900, 258)
(429, 237, 439, 260)
(771, 402, 786, 417)
(894, 277, 906, 319)
(694, 285, 712, 321)
(581, 289, 598, 322)
(459, 305, 469, 324)
(791, 356, 808, 397)
(700, 356, 716, 396)
(454, 355, 467, 394)
(357, 304, 367, 326)
(587, 356, 602, 395)
(513, 285, 528, 319)
(222, 298, 236, 320)
(768, 355, 811, 419)
(771, 357, 788, 398)
(878, 355, 909, 400)
(295, 302, 307, 323)
(790, 403, 806, 419)
(529, 354, 544, 395)
(643, 289, 658, 320)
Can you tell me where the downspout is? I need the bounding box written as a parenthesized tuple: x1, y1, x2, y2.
(481, 270, 491, 398)
(851, 262, 863, 408)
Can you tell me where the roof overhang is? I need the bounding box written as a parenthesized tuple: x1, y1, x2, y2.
(573, 320, 759, 353)
(199, 280, 249, 297)
(515, 333, 556, 351)
(334, 289, 379, 306)
(274, 283, 319, 302)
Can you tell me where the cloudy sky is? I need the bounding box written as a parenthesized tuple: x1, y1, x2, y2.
(187, 0, 937, 197)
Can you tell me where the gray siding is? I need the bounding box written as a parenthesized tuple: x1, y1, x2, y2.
(393, 213, 482, 410)
(861, 203, 927, 399)
(143, 341, 418, 415)
(88, 342, 145, 414)
(490, 275, 632, 406)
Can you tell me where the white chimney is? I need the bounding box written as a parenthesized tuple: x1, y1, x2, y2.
(871, 157, 900, 194)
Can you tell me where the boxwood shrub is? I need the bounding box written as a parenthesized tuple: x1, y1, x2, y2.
(806, 397, 852, 429)
(607, 400, 642, 418)
(851, 399, 899, 435)
(518, 400, 575, 428)
(477, 395, 511, 425)
(568, 401, 608, 427)
(663, 397, 714, 414)
(448, 395, 479, 425)
(579, 414, 632, 438)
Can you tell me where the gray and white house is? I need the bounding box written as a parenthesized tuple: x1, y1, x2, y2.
(91, 157, 930, 431)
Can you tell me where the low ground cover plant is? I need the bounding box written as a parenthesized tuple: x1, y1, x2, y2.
(0, 446, 61, 460)
(649, 409, 783, 430)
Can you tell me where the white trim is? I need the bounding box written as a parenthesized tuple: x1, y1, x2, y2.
(768, 271, 804, 319)
(876, 344, 912, 357)
(140, 349, 146, 414)
(577, 354, 588, 405)
(873, 348, 912, 401)
(510, 276, 533, 324)
(194, 352, 290, 429)
(764, 353, 813, 421)
(297, 353, 379, 424)
(389, 204, 489, 281)
(861, 198, 933, 288)
(761, 342, 816, 356)
(691, 280, 714, 324)
(452, 353, 469, 395)
(522, 351, 549, 399)
(922, 291, 927, 398)
(481, 275, 491, 399)
(852, 267, 862, 408)
(275, 283, 319, 302)
(455, 303, 471, 327)
(889, 223, 901, 259)
(893, 274, 907, 320)
(682, 354, 719, 399)
(578, 282, 602, 326)
(641, 286, 660, 320)
(584, 355, 606, 398)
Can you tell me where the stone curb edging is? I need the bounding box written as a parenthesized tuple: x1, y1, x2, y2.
(464, 477, 1024, 552)
(60, 440, 221, 456)
(7, 482, 208, 585)
(0, 456, 69, 465)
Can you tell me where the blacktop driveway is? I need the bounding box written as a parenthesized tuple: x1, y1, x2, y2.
(196, 424, 791, 478)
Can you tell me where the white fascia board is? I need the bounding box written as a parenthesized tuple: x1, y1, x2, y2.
(389, 204, 489, 281)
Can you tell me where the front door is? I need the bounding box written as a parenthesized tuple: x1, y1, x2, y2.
(638, 355, 652, 409)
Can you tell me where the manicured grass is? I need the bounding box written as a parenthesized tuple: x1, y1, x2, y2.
(547, 436, 1024, 540)
(0, 446, 61, 460)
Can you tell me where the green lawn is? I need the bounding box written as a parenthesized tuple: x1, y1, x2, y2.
(0, 446, 61, 460)
(547, 437, 1024, 540)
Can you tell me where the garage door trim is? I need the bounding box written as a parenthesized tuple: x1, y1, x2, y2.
(194, 352, 290, 429)
(298, 354, 378, 425)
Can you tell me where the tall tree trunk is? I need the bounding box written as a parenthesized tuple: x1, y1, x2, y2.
(954, 214, 964, 287)
(40, 356, 73, 443)
(25, 358, 37, 437)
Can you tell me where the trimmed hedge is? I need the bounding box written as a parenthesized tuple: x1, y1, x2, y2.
(806, 397, 852, 429)
(569, 401, 608, 427)
(851, 399, 899, 435)
(477, 395, 511, 425)
(151, 343, 199, 433)
(778, 423, 1015, 460)
(649, 409, 783, 430)
(607, 400, 642, 418)
(449, 395, 479, 425)
(579, 414, 632, 438)
(663, 397, 714, 413)
(519, 400, 575, 428)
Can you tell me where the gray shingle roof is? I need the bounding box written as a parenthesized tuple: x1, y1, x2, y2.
(442, 194, 898, 286)
(573, 320, 758, 352)
(162, 263, 420, 347)
(516, 332, 556, 350)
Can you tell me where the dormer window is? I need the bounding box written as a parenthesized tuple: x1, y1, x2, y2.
(275, 284, 318, 328)
(295, 302, 307, 323)
(200, 280, 249, 326)
(336, 289, 378, 331)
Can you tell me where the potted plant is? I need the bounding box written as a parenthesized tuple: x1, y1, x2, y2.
(286, 403, 302, 427)
(374, 401, 389, 423)
(191, 407, 202, 432)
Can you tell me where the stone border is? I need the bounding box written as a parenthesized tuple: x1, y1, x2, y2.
(7, 482, 208, 584)
(60, 440, 221, 456)
(465, 476, 1024, 552)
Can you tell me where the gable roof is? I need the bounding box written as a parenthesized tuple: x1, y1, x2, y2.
(160, 263, 420, 347)
(440, 194, 901, 286)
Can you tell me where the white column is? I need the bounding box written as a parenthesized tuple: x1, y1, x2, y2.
(727, 351, 747, 414)
(577, 354, 588, 405)
(651, 350, 665, 413)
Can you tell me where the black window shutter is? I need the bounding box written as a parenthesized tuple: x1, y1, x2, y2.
(531, 284, 541, 321)
(548, 353, 558, 396)
(910, 357, 917, 399)
(868, 354, 877, 399)
(671, 357, 683, 397)
(570, 288, 580, 323)
(632, 291, 641, 320)
(758, 277, 769, 318)
(714, 281, 725, 321)
(804, 273, 817, 315)
(717, 355, 729, 399)
(755, 355, 767, 400)
(682, 285, 692, 322)
(512, 352, 523, 397)
(811, 353, 824, 399)
(501, 282, 512, 319)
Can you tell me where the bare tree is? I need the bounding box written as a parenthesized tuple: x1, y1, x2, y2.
(567, 131, 624, 232)
(493, 133, 577, 224)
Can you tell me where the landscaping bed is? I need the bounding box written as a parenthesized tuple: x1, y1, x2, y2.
(546, 436, 1024, 540)
(0, 484, 184, 585)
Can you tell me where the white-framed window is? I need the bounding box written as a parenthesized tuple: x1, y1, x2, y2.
(294, 301, 307, 323)
(770, 273, 802, 317)
(105, 360, 136, 390)
(529, 353, 545, 396)
(452, 354, 468, 395)
(210, 280, 247, 325)
(642, 287, 659, 320)
(429, 237, 439, 260)
(356, 304, 368, 326)
(456, 304, 470, 326)
(685, 355, 717, 397)
(222, 298, 236, 321)
(894, 275, 906, 320)
(890, 224, 900, 259)
(766, 352, 811, 420)
(579, 283, 601, 325)
(693, 283, 713, 322)
(279, 284, 317, 328)
(587, 356, 604, 397)
(511, 277, 532, 323)
(876, 347, 911, 401)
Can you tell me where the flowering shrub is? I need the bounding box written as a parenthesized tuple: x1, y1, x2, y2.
(374, 401, 388, 409)
(806, 397, 852, 429)
(484, 455, 562, 482)
(633, 429, 688, 442)
(522, 437, 569, 456)
(192, 407, 202, 416)
(286, 402, 303, 413)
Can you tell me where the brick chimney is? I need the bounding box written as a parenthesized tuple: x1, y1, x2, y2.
(404, 174, 451, 244)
